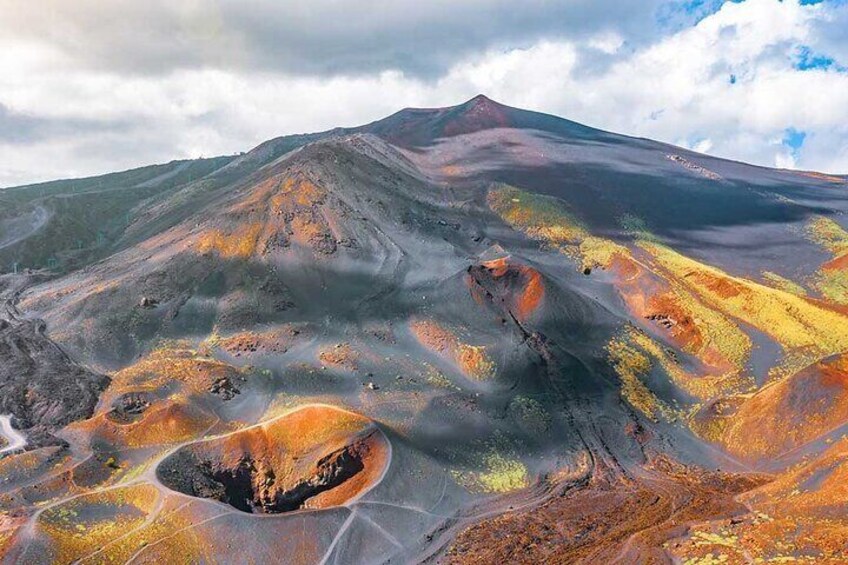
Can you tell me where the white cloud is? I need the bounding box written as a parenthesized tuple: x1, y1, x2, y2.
(587, 31, 625, 54)
(692, 139, 714, 154)
(0, 0, 846, 187)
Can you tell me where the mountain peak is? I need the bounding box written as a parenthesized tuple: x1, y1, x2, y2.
(466, 93, 496, 105)
(459, 93, 505, 112)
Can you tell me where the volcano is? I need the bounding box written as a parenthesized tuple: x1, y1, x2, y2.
(1, 96, 847, 563)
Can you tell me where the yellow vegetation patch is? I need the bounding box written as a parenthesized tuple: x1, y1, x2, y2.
(763, 271, 808, 296)
(687, 397, 739, 445)
(804, 216, 848, 304)
(196, 221, 264, 260)
(619, 213, 659, 242)
(681, 553, 730, 565)
(270, 177, 326, 211)
(476, 452, 528, 493)
(640, 241, 848, 378)
(815, 268, 848, 304)
(671, 506, 848, 564)
(38, 484, 159, 562)
(665, 285, 752, 377)
(52, 497, 216, 564)
(452, 449, 529, 494)
(509, 396, 552, 435)
(488, 184, 628, 270)
(423, 363, 459, 390)
(111, 347, 243, 395)
(579, 236, 631, 270)
(487, 185, 586, 243)
(805, 216, 848, 256)
(692, 531, 738, 548)
(627, 327, 752, 400)
(606, 332, 676, 422)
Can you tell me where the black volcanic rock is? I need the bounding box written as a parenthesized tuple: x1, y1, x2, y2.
(0, 274, 109, 446)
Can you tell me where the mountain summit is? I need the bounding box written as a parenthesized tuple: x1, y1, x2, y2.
(361, 94, 596, 148)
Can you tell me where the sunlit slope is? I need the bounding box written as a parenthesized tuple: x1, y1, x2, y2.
(488, 183, 848, 463)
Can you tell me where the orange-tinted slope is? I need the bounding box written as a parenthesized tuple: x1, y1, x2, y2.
(712, 353, 848, 460)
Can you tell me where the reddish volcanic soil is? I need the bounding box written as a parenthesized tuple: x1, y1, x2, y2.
(443, 457, 768, 564)
(466, 256, 546, 323)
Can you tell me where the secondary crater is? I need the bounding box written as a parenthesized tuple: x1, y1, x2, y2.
(155, 405, 389, 514)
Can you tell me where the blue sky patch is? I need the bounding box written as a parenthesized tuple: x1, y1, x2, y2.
(656, 0, 731, 30)
(783, 128, 807, 159)
(794, 45, 838, 70)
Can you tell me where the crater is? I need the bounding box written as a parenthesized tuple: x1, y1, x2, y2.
(466, 256, 545, 323)
(155, 405, 389, 514)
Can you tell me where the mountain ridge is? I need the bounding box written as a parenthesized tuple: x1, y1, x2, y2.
(7, 94, 842, 196)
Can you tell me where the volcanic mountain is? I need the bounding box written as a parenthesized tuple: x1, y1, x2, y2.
(0, 95, 847, 563)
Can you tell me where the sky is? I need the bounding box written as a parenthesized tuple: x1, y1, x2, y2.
(0, 0, 847, 187)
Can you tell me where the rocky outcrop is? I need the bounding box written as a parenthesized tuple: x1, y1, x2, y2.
(106, 392, 152, 424)
(0, 274, 109, 447)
